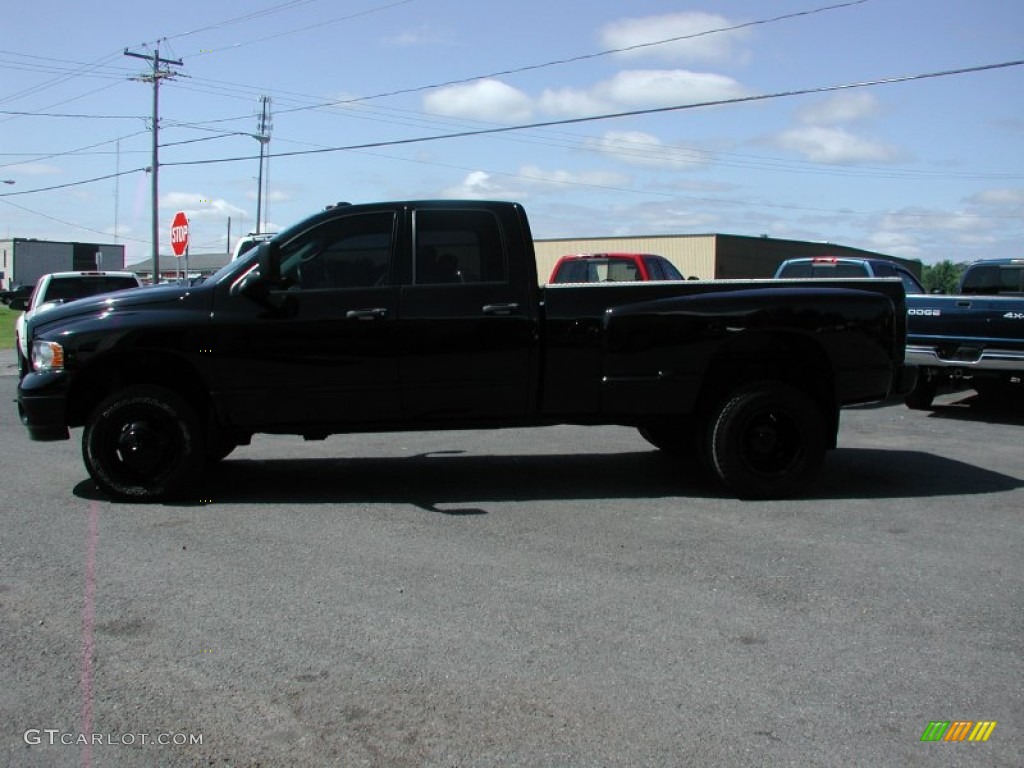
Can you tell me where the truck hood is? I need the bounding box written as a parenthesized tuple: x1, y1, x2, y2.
(27, 283, 213, 337)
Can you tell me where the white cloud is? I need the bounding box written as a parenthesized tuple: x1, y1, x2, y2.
(161, 192, 246, 220)
(384, 24, 453, 47)
(541, 69, 748, 118)
(796, 93, 881, 125)
(601, 12, 751, 64)
(3, 162, 60, 177)
(773, 126, 902, 164)
(863, 230, 922, 258)
(441, 171, 512, 199)
(423, 79, 532, 122)
(967, 188, 1024, 209)
(517, 165, 629, 189)
(586, 130, 709, 169)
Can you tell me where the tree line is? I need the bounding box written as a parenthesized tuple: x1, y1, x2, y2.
(921, 260, 968, 294)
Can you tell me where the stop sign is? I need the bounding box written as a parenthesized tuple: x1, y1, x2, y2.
(170, 211, 189, 257)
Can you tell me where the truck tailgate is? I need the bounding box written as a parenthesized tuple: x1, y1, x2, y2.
(907, 294, 1024, 365)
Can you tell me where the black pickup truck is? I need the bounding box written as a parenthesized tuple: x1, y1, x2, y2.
(905, 258, 1024, 408)
(17, 200, 912, 501)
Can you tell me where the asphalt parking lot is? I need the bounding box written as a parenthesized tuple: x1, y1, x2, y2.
(1, 350, 1021, 767)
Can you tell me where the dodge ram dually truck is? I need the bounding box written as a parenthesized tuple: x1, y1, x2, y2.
(17, 200, 913, 501)
(905, 258, 1024, 409)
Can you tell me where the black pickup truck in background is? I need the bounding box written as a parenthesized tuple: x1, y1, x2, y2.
(17, 200, 912, 501)
(905, 258, 1024, 409)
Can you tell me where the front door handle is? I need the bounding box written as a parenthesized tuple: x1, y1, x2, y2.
(346, 308, 388, 320)
(482, 303, 520, 316)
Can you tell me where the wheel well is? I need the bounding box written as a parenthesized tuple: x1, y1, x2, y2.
(696, 332, 839, 447)
(66, 353, 211, 428)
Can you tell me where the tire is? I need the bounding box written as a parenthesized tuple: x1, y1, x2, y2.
(905, 376, 937, 411)
(82, 385, 206, 501)
(710, 381, 826, 500)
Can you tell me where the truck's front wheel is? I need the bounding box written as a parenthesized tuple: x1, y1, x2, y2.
(710, 381, 826, 500)
(83, 385, 205, 501)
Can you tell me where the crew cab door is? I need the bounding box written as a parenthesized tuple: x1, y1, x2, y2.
(398, 205, 538, 422)
(215, 210, 400, 428)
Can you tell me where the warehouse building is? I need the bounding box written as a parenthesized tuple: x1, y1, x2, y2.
(128, 252, 231, 283)
(533, 233, 921, 284)
(0, 238, 126, 291)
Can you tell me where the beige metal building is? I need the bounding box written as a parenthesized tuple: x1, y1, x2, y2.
(533, 233, 921, 284)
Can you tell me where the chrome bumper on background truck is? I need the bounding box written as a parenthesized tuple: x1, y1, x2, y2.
(905, 344, 1024, 372)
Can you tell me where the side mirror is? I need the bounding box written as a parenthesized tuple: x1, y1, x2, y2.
(9, 297, 28, 311)
(230, 241, 288, 308)
(258, 240, 281, 284)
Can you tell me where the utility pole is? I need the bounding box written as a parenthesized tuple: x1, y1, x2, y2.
(254, 95, 272, 234)
(125, 43, 182, 282)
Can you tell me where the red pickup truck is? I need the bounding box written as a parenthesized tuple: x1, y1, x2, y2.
(548, 253, 685, 283)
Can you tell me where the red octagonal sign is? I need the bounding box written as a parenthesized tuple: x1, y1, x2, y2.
(170, 210, 189, 257)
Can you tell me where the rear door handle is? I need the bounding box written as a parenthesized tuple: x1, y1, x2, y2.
(346, 308, 388, 320)
(482, 303, 520, 316)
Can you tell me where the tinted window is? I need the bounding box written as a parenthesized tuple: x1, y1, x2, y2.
(552, 261, 589, 283)
(656, 257, 684, 280)
(279, 212, 394, 289)
(895, 268, 924, 294)
(414, 209, 507, 285)
(871, 262, 896, 277)
(44, 276, 139, 302)
(776, 262, 814, 278)
(961, 265, 1024, 295)
(644, 257, 665, 280)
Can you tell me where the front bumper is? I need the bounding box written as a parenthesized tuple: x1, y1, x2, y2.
(17, 372, 71, 441)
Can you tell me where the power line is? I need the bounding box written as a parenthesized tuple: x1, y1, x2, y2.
(182, 0, 416, 56)
(0, 167, 148, 196)
(154, 0, 874, 132)
(2, 59, 1020, 204)
(0, 195, 150, 243)
(160, 59, 1024, 168)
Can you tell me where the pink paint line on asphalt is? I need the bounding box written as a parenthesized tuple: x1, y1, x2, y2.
(80, 501, 99, 768)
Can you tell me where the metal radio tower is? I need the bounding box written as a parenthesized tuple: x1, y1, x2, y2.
(254, 96, 273, 234)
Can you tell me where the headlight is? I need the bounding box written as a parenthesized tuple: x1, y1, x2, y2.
(31, 340, 65, 372)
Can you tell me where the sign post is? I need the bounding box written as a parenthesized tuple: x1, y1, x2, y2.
(170, 210, 189, 284)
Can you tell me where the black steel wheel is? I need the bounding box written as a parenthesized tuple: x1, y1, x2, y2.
(710, 381, 826, 500)
(82, 385, 205, 501)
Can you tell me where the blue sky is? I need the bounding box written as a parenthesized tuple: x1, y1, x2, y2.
(1, 0, 1021, 266)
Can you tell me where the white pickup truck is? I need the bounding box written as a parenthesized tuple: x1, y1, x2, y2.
(13, 271, 142, 370)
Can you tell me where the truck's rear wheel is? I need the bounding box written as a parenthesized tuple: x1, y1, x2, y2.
(710, 381, 826, 500)
(83, 385, 205, 501)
